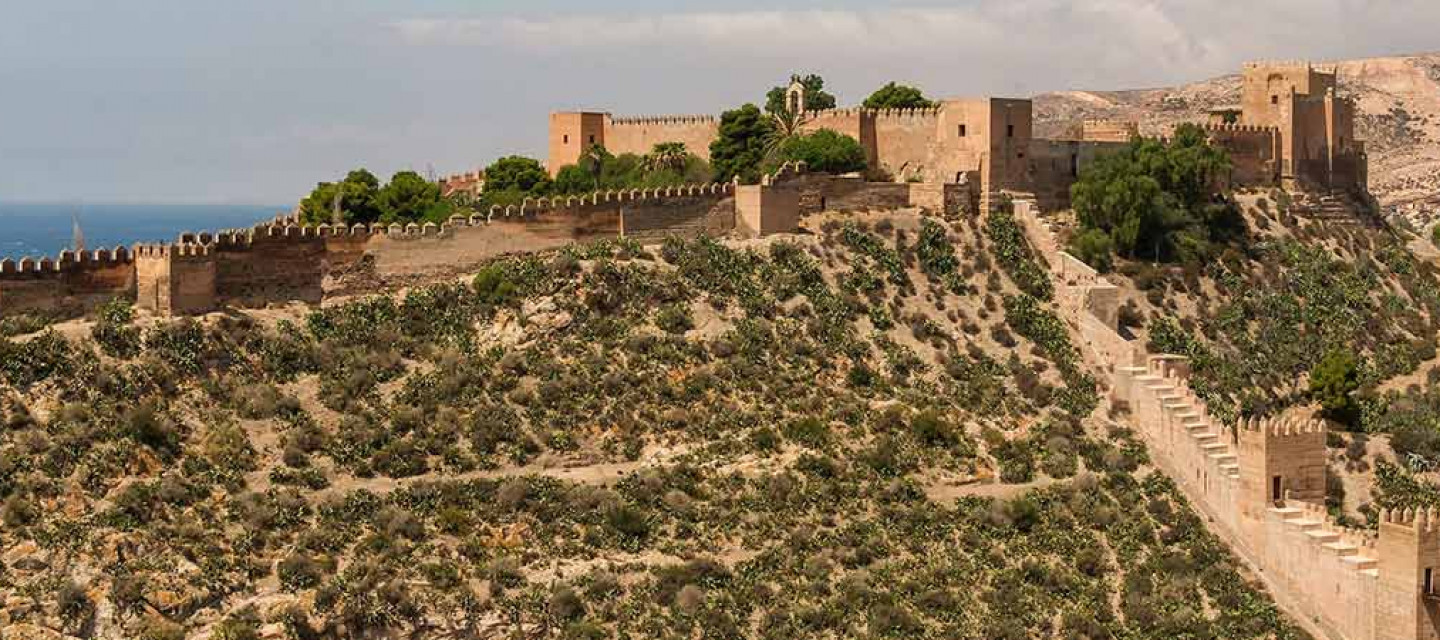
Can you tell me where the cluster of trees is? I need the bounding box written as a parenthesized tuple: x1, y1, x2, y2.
(710, 73, 934, 183)
(553, 143, 712, 195)
(302, 74, 937, 224)
(299, 169, 457, 226)
(1068, 124, 1246, 270)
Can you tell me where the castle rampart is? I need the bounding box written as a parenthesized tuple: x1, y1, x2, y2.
(1010, 201, 1436, 640)
(0, 247, 135, 317)
(0, 165, 986, 318)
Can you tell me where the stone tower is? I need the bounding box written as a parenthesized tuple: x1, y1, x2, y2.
(1236, 417, 1327, 541)
(547, 112, 609, 177)
(1376, 508, 1440, 640)
(786, 79, 806, 115)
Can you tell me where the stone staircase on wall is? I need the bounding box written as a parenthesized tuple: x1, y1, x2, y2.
(1291, 192, 1382, 228)
(1004, 200, 1423, 640)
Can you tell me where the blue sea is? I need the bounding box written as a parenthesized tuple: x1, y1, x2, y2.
(0, 203, 288, 260)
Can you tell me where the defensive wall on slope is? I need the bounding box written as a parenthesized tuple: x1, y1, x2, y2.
(0, 166, 976, 317)
(1011, 200, 1440, 640)
(0, 249, 136, 316)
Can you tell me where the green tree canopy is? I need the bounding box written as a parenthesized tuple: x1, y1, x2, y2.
(551, 143, 710, 195)
(863, 82, 936, 110)
(769, 129, 867, 175)
(1310, 348, 1360, 427)
(377, 171, 442, 224)
(483, 156, 552, 195)
(765, 73, 837, 115)
(1070, 123, 1239, 263)
(710, 104, 774, 184)
(299, 169, 383, 225)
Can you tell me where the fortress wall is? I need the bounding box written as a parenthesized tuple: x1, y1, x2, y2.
(603, 116, 719, 161)
(929, 100, 994, 185)
(619, 194, 735, 240)
(804, 109, 870, 149)
(0, 250, 135, 317)
(1014, 196, 1415, 640)
(211, 228, 328, 307)
(1264, 501, 1379, 640)
(1202, 124, 1279, 186)
(1079, 119, 1138, 143)
(365, 210, 619, 278)
(1027, 140, 1126, 211)
(135, 244, 217, 315)
(871, 108, 942, 180)
(906, 182, 975, 217)
(773, 173, 910, 215)
(736, 185, 800, 238)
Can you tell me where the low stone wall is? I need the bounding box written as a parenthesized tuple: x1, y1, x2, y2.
(618, 195, 735, 240)
(907, 182, 976, 217)
(765, 170, 910, 216)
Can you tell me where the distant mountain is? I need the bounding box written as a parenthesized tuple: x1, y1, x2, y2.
(1034, 53, 1440, 212)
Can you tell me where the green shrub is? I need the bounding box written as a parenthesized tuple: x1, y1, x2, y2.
(144, 319, 208, 373)
(655, 303, 695, 334)
(1310, 349, 1360, 428)
(985, 208, 1053, 300)
(0, 330, 74, 388)
(1068, 229, 1114, 273)
(278, 553, 324, 591)
(473, 263, 519, 306)
(783, 417, 830, 448)
(92, 299, 141, 358)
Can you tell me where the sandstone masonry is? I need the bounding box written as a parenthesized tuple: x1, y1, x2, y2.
(1011, 198, 1437, 640)
(551, 61, 1367, 206)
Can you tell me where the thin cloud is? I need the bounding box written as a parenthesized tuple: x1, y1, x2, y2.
(389, 1, 1440, 82)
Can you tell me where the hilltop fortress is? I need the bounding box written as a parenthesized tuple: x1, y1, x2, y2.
(0, 59, 1430, 640)
(0, 61, 1367, 319)
(552, 61, 1366, 206)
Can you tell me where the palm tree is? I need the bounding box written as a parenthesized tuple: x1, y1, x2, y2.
(643, 142, 689, 174)
(579, 144, 608, 190)
(764, 106, 809, 163)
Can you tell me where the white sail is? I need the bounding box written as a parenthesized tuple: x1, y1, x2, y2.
(71, 211, 86, 253)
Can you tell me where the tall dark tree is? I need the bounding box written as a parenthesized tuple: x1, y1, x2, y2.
(710, 104, 774, 184)
(765, 74, 837, 115)
(377, 171, 441, 223)
(299, 169, 383, 225)
(1070, 124, 1236, 263)
(863, 82, 935, 110)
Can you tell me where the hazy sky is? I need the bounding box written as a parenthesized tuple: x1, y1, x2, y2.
(1, 0, 1435, 205)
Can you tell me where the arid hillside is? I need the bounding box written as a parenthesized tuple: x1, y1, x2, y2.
(1034, 53, 1440, 217)
(0, 209, 1311, 640)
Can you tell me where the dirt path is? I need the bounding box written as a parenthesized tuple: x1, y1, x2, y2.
(313, 446, 695, 500)
(922, 476, 1058, 504)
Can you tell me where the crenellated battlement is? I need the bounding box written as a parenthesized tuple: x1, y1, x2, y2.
(609, 114, 718, 126)
(1199, 122, 1280, 135)
(1243, 59, 1327, 71)
(869, 106, 943, 120)
(1379, 506, 1440, 532)
(1238, 415, 1326, 437)
(0, 246, 133, 276)
(485, 181, 736, 219)
(133, 242, 213, 260)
